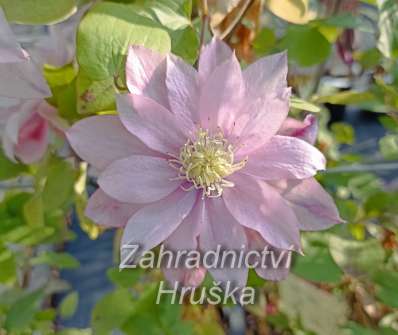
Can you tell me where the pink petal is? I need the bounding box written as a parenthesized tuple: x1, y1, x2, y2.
(66, 115, 155, 171)
(14, 110, 49, 164)
(120, 189, 196, 264)
(223, 173, 301, 251)
(233, 89, 291, 158)
(98, 155, 181, 204)
(116, 93, 188, 155)
(243, 51, 288, 100)
(0, 8, 26, 62)
(200, 197, 248, 288)
(165, 195, 204, 250)
(278, 114, 318, 145)
(85, 189, 142, 228)
(198, 37, 232, 83)
(0, 60, 51, 99)
(198, 52, 244, 132)
(243, 135, 326, 180)
(246, 228, 290, 281)
(166, 54, 199, 127)
(1, 100, 49, 164)
(273, 178, 344, 231)
(125, 45, 169, 109)
(163, 267, 207, 288)
(163, 196, 206, 288)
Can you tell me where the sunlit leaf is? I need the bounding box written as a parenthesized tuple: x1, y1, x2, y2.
(0, 0, 77, 24)
(60, 292, 79, 319)
(265, 0, 316, 24)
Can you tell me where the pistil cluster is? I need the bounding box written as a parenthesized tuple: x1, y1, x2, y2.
(169, 129, 247, 198)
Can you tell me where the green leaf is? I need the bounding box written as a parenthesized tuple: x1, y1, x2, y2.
(379, 134, 398, 160)
(44, 64, 79, 122)
(316, 90, 375, 105)
(42, 159, 76, 212)
(5, 289, 44, 332)
(107, 268, 143, 288)
(290, 96, 321, 113)
(373, 270, 398, 308)
(91, 289, 135, 335)
(0, 248, 16, 284)
(329, 236, 385, 276)
(76, 2, 171, 114)
(31, 252, 80, 269)
(377, 0, 398, 58)
(252, 27, 277, 56)
(0, 0, 77, 25)
(347, 173, 382, 200)
(122, 284, 193, 335)
(293, 245, 343, 284)
(331, 122, 355, 145)
(336, 199, 360, 223)
(0, 151, 27, 180)
(279, 274, 348, 335)
(345, 321, 398, 335)
(279, 26, 331, 67)
(76, 70, 116, 115)
(60, 292, 79, 319)
(23, 195, 44, 226)
(76, 1, 198, 114)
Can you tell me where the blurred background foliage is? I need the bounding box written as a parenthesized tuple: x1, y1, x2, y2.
(0, 0, 398, 334)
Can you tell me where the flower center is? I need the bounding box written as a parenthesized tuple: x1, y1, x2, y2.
(169, 129, 247, 198)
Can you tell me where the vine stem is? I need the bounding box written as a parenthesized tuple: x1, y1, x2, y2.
(219, 0, 255, 41)
(198, 0, 209, 64)
(322, 161, 398, 174)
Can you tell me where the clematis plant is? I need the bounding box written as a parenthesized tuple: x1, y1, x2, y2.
(67, 38, 343, 288)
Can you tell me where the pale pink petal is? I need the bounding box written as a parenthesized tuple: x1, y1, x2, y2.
(2, 133, 15, 162)
(0, 8, 26, 62)
(36, 101, 68, 133)
(14, 110, 49, 164)
(163, 197, 206, 287)
(165, 195, 204, 250)
(125, 45, 169, 108)
(200, 197, 248, 288)
(223, 174, 301, 251)
(198, 52, 244, 132)
(243, 51, 288, 100)
(272, 178, 344, 231)
(98, 155, 181, 204)
(66, 115, 155, 171)
(0, 61, 51, 99)
(233, 89, 290, 158)
(163, 267, 207, 288)
(243, 135, 326, 180)
(116, 93, 188, 155)
(278, 114, 318, 145)
(120, 189, 196, 264)
(246, 228, 290, 281)
(198, 37, 232, 83)
(166, 54, 199, 126)
(85, 189, 142, 228)
(1, 100, 49, 163)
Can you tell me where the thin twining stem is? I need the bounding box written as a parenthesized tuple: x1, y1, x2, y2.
(199, 0, 209, 54)
(322, 161, 398, 174)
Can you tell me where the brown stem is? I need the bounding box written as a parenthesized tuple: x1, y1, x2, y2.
(219, 0, 255, 41)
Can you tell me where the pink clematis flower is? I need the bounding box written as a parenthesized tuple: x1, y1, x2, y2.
(67, 38, 342, 287)
(0, 8, 62, 164)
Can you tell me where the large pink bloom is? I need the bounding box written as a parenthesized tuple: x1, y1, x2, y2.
(67, 39, 342, 287)
(0, 8, 61, 164)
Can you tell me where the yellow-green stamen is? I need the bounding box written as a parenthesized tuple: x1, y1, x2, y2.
(169, 129, 247, 198)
